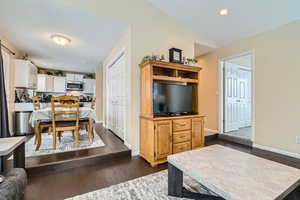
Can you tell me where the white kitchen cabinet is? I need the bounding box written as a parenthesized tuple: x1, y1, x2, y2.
(66, 73, 83, 82)
(46, 76, 54, 92)
(83, 78, 95, 94)
(15, 59, 37, 89)
(37, 74, 55, 92)
(74, 74, 84, 82)
(53, 76, 66, 93)
(37, 74, 47, 92)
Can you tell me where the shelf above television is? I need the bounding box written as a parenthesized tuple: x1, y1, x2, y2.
(153, 75, 198, 83)
(140, 60, 202, 72)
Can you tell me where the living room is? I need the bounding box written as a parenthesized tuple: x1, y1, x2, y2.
(0, 0, 299, 200)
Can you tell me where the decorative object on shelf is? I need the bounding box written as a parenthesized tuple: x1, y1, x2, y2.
(141, 55, 151, 64)
(151, 54, 159, 61)
(169, 48, 183, 64)
(85, 73, 95, 79)
(160, 54, 165, 61)
(54, 70, 64, 77)
(46, 71, 54, 76)
(141, 54, 160, 64)
(183, 56, 187, 65)
(187, 58, 198, 66)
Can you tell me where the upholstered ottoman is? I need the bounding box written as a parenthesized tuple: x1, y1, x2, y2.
(0, 168, 27, 200)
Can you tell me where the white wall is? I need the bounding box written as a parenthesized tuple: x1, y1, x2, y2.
(198, 20, 300, 154)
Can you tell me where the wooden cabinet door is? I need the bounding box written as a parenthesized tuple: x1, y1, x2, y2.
(155, 120, 172, 160)
(192, 118, 204, 149)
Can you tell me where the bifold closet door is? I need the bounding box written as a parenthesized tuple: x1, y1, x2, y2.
(106, 54, 126, 140)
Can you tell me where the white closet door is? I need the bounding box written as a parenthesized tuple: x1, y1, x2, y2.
(106, 54, 126, 140)
(224, 62, 240, 132)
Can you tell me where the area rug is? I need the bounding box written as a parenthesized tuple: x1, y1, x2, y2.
(66, 170, 218, 200)
(24, 130, 105, 157)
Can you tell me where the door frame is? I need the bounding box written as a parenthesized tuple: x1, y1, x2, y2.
(218, 51, 255, 142)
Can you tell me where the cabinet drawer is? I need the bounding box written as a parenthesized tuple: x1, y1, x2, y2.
(173, 119, 191, 131)
(173, 141, 191, 154)
(173, 131, 191, 144)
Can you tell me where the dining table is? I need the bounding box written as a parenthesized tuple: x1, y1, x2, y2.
(29, 106, 97, 151)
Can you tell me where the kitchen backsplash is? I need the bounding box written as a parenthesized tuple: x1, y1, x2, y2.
(15, 89, 94, 103)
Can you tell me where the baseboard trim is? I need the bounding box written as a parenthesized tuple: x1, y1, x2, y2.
(204, 128, 219, 134)
(253, 143, 300, 160)
(96, 120, 103, 124)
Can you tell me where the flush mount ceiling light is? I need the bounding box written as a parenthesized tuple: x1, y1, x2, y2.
(219, 8, 228, 16)
(51, 34, 71, 46)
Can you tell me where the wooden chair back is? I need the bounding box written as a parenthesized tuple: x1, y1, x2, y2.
(51, 96, 80, 129)
(32, 96, 41, 110)
(50, 96, 80, 149)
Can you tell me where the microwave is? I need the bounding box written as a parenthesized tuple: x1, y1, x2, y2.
(66, 81, 84, 91)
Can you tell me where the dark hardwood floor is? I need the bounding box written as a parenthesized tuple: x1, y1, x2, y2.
(25, 136, 300, 200)
(25, 124, 131, 174)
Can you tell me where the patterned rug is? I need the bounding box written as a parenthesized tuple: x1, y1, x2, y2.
(66, 170, 218, 200)
(24, 130, 105, 157)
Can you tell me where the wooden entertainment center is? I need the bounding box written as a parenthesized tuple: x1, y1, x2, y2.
(139, 60, 205, 167)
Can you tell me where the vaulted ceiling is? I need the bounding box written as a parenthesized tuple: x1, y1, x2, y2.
(0, 0, 128, 73)
(147, 0, 300, 47)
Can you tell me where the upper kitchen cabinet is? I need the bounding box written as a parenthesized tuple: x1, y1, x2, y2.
(66, 73, 84, 82)
(83, 78, 95, 94)
(53, 76, 66, 93)
(15, 59, 37, 89)
(37, 74, 53, 92)
(37, 74, 66, 93)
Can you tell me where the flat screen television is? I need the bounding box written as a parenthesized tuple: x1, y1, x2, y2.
(153, 81, 194, 116)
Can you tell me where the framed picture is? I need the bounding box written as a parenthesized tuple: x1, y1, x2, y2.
(169, 48, 182, 64)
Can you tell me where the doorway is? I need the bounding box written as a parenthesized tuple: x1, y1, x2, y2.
(219, 53, 254, 144)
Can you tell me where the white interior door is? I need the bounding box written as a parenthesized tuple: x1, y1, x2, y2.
(238, 69, 251, 127)
(106, 54, 126, 140)
(224, 62, 240, 132)
(224, 62, 252, 132)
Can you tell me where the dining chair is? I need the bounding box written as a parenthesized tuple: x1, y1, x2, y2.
(31, 96, 41, 110)
(51, 96, 80, 150)
(91, 98, 96, 109)
(76, 98, 96, 142)
(32, 96, 53, 147)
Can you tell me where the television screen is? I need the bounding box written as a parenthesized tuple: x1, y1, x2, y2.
(153, 81, 193, 115)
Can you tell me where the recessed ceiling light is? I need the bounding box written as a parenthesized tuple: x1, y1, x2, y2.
(219, 8, 228, 16)
(51, 34, 71, 46)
